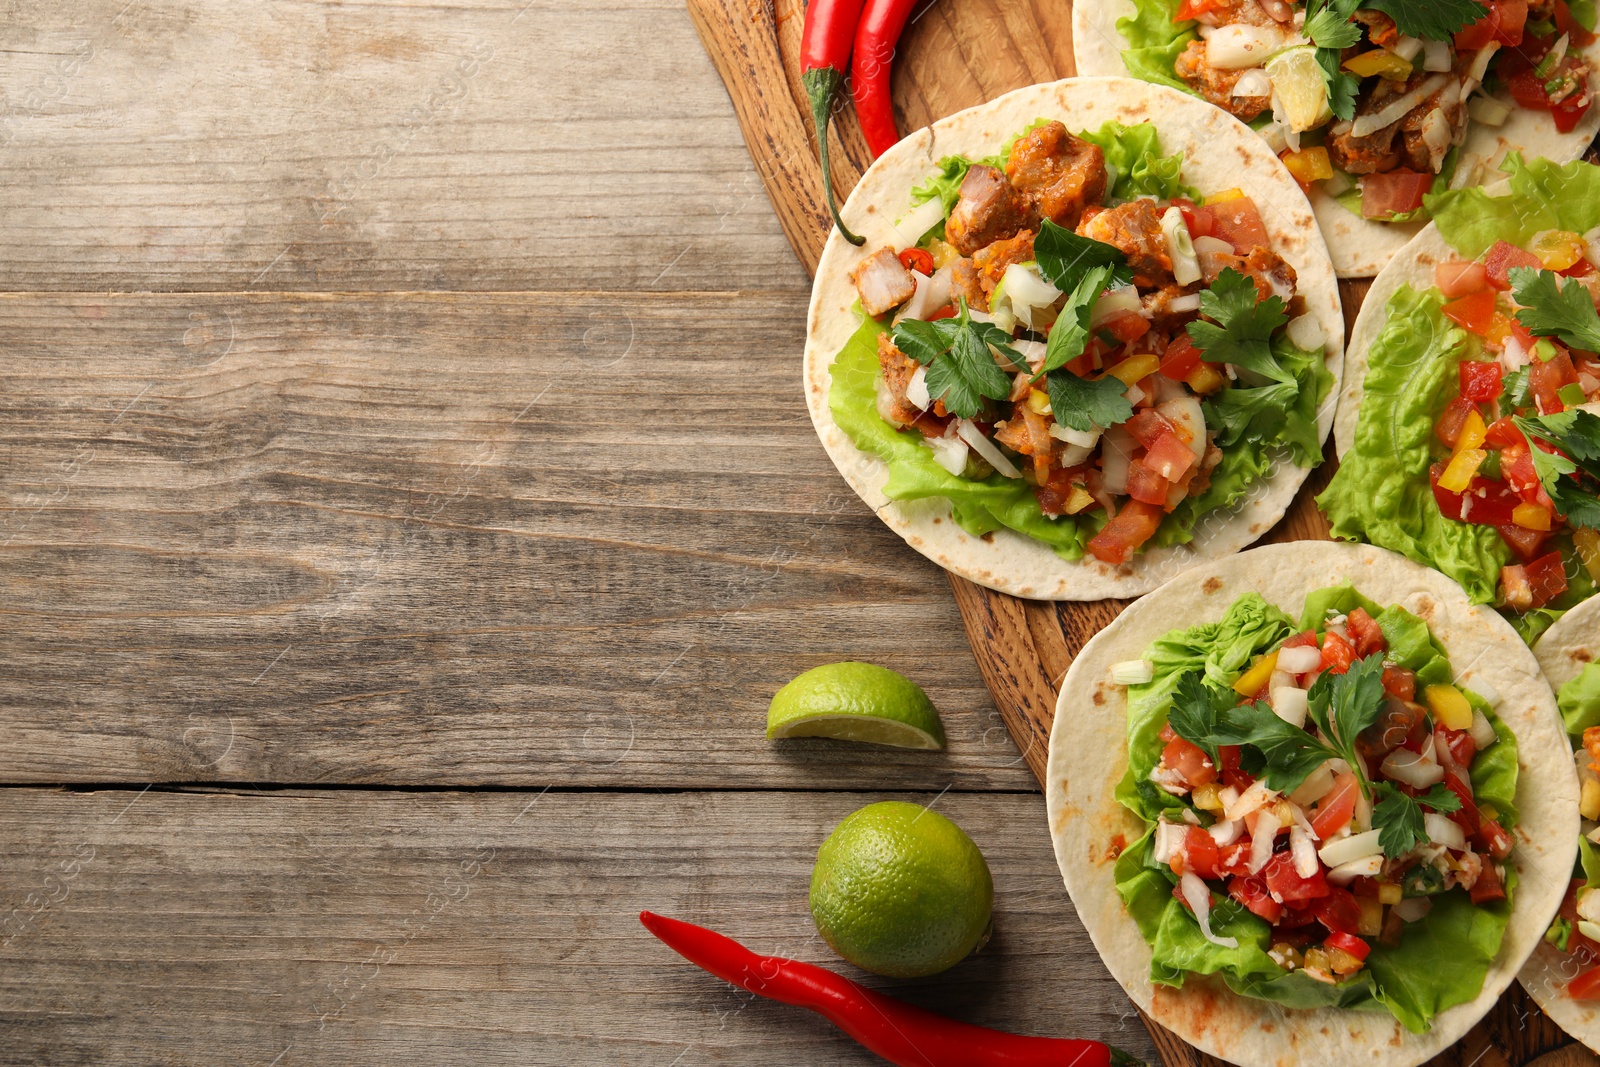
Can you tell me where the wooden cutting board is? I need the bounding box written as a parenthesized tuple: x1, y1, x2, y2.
(686, 1, 1595, 1064)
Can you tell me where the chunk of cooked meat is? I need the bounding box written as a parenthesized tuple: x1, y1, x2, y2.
(1352, 9, 1399, 49)
(1006, 121, 1108, 232)
(1328, 70, 1465, 175)
(1079, 199, 1173, 288)
(1174, 40, 1272, 122)
(945, 164, 1036, 256)
(1200, 245, 1298, 304)
(850, 247, 917, 317)
(973, 230, 1036, 302)
(1397, 73, 1469, 173)
(1143, 284, 1202, 333)
(877, 333, 923, 427)
(951, 257, 988, 312)
(1326, 119, 1400, 175)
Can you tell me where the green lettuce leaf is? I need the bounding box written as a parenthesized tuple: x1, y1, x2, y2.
(1428, 155, 1600, 260)
(1115, 0, 1199, 94)
(1317, 285, 1511, 604)
(1077, 120, 1198, 202)
(1560, 661, 1600, 738)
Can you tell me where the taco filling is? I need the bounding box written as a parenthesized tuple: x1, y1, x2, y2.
(1112, 585, 1519, 1032)
(1125, 0, 1595, 222)
(830, 120, 1332, 565)
(1543, 656, 1600, 997)
(1320, 156, 1600, 639)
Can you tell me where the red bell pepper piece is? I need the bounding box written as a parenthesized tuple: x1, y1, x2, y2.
(1484, 240, 1541, 291)
(1459, 360, 1504, 402)
(639, 912, 1139, 1066)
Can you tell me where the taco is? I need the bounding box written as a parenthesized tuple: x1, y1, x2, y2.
(1522, 594, 1600, 1041)
(1073, 0, 1600, 279)
(1046, 541, 1576, 1065)
(1318, 155, 1600, 644)
(805, 77, 1343, 600)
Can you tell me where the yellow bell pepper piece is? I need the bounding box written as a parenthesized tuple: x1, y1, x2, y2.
(1582, 779, 1600, 822)
(1424, 684, 1473, 731)
(1513, 502, 1553, 531)
(1026, 389, 1051, 414)
(1106, 353, 1161, 386)
(1484, 313, 1513, 348)
(1061, 485, 1096, 515)
(1454, 409, 1487, 453)
(1208, 188, 1245, 203)
(1531, 229, 1586, 272)
(1436, 449, 1486, 493)
(1185, 363, 1227, 395)
(1574, 527, 1600, 582)
(1233, 650, 1280, 696)
(1280, 147, 1334, 184)
(1377, 884, 1403, 906)
(927, 239, 961, 270)
(1343, 48, 1416, 80)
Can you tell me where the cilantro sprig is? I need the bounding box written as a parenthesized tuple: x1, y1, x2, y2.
(1513, 409, 1600, 529)
(1362, 0, 1488, 41)
(1186, 269, 1295, 384)
(1509, 267, 1600, 355)
(1030, 221, 1137, 432)
(1304, 653, 1389, 798)
(891, 300, 1025, 420)
(1372, 782, 1463, 858)
(1305, 0, 1363, 121)
(1168, 674, 1337, 792)
(1034, 220, 1132, 293)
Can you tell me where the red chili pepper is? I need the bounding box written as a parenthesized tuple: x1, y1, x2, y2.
(801, 0, 868, 245)
(851, 0, 919, 159)
(640, 912, 1139, 1067)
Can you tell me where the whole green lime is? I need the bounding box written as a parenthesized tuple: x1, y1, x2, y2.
(809, 801, 993, 978)
(767, 662, 945, 749)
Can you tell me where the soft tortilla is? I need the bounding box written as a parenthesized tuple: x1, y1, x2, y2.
(1072, 0, 1600, 280)
(1522, 596, 1600, 1052)
(804, 77, 1344, 600)
(1046, 541, 1577, 1067)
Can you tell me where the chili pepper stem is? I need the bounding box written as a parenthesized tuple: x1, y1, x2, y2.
(802, 67, 865, 246)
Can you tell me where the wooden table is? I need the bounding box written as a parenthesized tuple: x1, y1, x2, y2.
(0, 1, 1160, 1062)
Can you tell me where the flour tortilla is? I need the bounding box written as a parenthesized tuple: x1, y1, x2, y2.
(1046, 541, 1578, 1067)
(805, 77, 1343, 601)
(1073, 0, 1600, 280)
(1522, 596, 1600, 1052)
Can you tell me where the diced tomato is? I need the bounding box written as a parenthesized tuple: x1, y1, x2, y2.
(1102, 312, 1150, 344)
(1126, 460, 1173, 507)
(1520, 550, 1570, 610)
(1435, 396, 1477, 448)
(1086, 500, 1165, 565)
(1555, 0, 1598, 45)
(1320, 631, 1356, 675)
(1484, 416, 1524, 448)
(897, 247, 934, 275)
(1469, 859, 1507, 905)
(1216, 838, 1253, 877)
(1160, 334, 1204, 381)
(1441, 770, 1481, 836)
(1125, 409, 1176, 448)
(1209, 196, 1270, 252)
(1442, 290, 1499, 335)
(1312, 887, 1362, 935)
(1145, 432, 1197, 482)
(1181, 826, 1221, 879)
(1436, 260, 1491, 298)
(1498, 522, 1550, 560)
(1173, 197, 1216, 239)
(1553, 75, 1594, 133)
(1430, 466, 1523, 526)
(1530, 349, 1579, 413)
(1570, 966, 1600, 1000)
(1455, 0, 1528, 49)
(1360, 170, 1432, 220)
(1309, 772, 1359, 841)
(926, 304, 957, 322)
(1436, 726, 1478, 770)
(1345, 608, 1386, 657)
(1264, 852, 1330, 904)
(1219, 744, 1255, 791)
(1501, 444, 1545, 503)
(1459, 360, 1505, 402)
(1325, 930, 1372, 961)
(1282, 630, 1319, 649)
(1173, 0, 1227, 20)
(1161, 734, 1217, 788)
(1484, 240, 1543, 290)
(1477, 817, 1514, 861)
(1228, 874, 1282, 924)
(1563, 258, 1597, 278)
(1377, 667, 1414, 703)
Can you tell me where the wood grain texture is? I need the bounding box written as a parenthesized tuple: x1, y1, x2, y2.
(0, 290, 1035, 791)
(0, 787, 1158, 1066)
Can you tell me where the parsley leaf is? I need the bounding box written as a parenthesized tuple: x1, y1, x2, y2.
(1040, 263, 1117, 375)
(1307, 0, 1363, 120)
(1046, 368, 1135, 434)
(1363, 0, 1488, 41)
(1187, 269, 1294, 384)
(1305, 653, 1388, 796)
(1167, 673, 1338, 793)
(1510, 267, 1600, 354)
(1305, 3, 1362, 51)
(1034, 220, 1132, 292)
(894, 300, 1020, 420)
(1513, 411, 1600, 528)
(1501, 366, 1531, 409)
(1372, 781, 1463, 858)
(1518, 409, 1600, 479)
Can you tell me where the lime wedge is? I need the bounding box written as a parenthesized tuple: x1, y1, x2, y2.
(767, 662, 946, 749)
(1266, 45, 1332, 133)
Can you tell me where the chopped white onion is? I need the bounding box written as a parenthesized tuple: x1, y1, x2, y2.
(1249, 809, 1280, 873)
(1581, 919, 1600, 944)
(1419, 106, 1454, 173)
(1468, 95, 1512, 126)
(1391, 36, 1424, 62)
(1167, 292, 1201, 313)
(1091, 285, 1143, 328)
(1257, 120, 1290, 155)
(1469, 708, 1498, 751)
(1352, 74, 1450, 138)
(1320, 830, 1383, 869)
(891, 197, 949, 251)
(1327, 854, 1385, 885)
(1269, 669, 1294, 693)
(1210, 817, 1244, 847)
(1161, 207, 1202, 287)
(926, 431, 969, 476)
(1585, 226, 1600, 272)
(1276, 645, 1322, 675)
(1193, 235, 1233, 259)
(956, 420, 1021, 479)
(1394, 896, 1433, 922)
(1578, 888, 1600, 924)
(1001, 263, 1063, 326)
(1422, 39, 1452, 72)
(1289, 763, 1335, 807)
(1285, 313, 1326, 353)
(1501, 335, 1530, 372)
(1233, 67, 1272, 98)
(1206, 24, 1290, 69)
(1111, 659, 1155, 685)
(1272, 686, 1309, 729)
(1465, 676, 1499, 707)
(1059, 424, 1100, 449)
(896, 264, 953, 323)
(1226, 779, 1278, 822)
(1147, 374, 1186, 406)
(1424, 814, 1467, 851)
(1181, 871, 1239, 948)
(1155, 397, 1207, 460)
(1153, 819, 1186, 864)
(1100, 425, 1136, 494)
(1010, 338, 1048, 370)
(1290, 825, 1319, 877)
(1468, 44, 1500, 84)
(1323, 170, 1352, 198)
(905, 365, 931, 411)
(1123, 384, 1145, 406)
(1381, 748, 1445, 789)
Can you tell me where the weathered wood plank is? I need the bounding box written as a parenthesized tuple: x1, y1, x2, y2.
(0, 0, 804, 293)
(0, 290, 1031, 789)
(0, 787, 1157, 1065)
